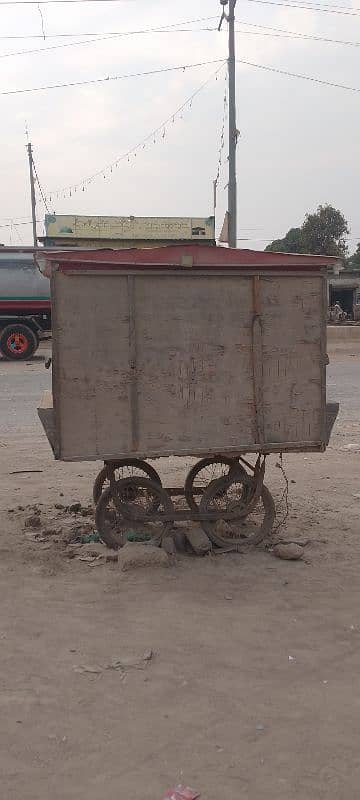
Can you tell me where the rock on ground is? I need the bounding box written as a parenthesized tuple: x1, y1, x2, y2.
(24, 515, 41, 529)
(273, 543, 304, 561)
(118, 542, 170, 572)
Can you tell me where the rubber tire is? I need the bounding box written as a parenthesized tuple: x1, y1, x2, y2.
(199, 473, 276, 549)
(184, 456, 245, 512)
(0, 323, 38, 361)
(95, 477, 174, 549)
(93, 459, 162, 505)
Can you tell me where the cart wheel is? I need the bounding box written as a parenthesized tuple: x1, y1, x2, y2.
(93, 459, 162, 505)
(199, 472, 275, 549)
(184, 457, 246, 512)
(95, 477, 174, 549)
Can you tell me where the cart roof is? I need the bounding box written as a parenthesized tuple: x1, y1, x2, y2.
(37, 244, 340, 275)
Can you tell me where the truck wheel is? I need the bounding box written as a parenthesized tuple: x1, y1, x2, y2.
(0, 324, 38, 360)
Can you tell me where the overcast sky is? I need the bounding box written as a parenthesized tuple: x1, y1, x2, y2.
(0, 0, 359, 251)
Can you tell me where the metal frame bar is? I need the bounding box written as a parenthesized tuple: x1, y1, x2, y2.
(63, 269, 327, 279)
(50, 267, 62, 459)
(127, 275, 140, 451)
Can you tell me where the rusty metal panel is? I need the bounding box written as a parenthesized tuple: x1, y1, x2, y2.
(260, 275, 326, 445)
(51, 267, 327, 461)
(133, 274, 256, 454)
(52, 271, 132, 460)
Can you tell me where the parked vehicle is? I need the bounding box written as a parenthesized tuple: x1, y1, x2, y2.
(0, 247, 51, 360)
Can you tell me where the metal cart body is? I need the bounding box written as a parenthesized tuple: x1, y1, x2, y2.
(38, 245, 339, 551)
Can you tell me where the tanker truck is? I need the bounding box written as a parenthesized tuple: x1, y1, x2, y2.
(0, 247, 51, 360)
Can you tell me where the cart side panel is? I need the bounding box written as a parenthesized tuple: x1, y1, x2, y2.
(261, 275, 325, 445)
(53, 272, 132, 459)
(134, 274, 257, 452)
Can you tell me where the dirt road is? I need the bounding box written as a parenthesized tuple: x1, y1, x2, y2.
(1, 344, 359, 800)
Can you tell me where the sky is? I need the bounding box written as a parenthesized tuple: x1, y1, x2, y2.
(0, 0, 359, 251)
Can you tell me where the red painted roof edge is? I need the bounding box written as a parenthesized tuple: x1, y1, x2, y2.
(36, 243, 339, 272)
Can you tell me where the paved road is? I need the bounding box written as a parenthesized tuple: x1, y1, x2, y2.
(0, 350, 50, 438)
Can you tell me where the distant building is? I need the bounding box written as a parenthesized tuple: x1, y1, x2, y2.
(39, 214, 216, 249)
(328, 269, 360, 320)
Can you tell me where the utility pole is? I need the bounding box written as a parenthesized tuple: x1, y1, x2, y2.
(27, 142, 37, 247)
(219, 0, 238, 248)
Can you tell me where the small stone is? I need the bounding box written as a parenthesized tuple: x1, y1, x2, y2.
(256, 723, 265, 732)
(8, 509, 14, 513)
(225, 594, 233, 601)
(24, 515, 41, 529)
(273, 543, 304, 561)
(69, 502, 81, 514)
(54, 503, 65, 510)
(118, 542, 170, 572)
(73, 542, 105, 558)
(185, 527, 212, 555)
(162, 536, 177, 556)
(80, 508, 93, 517)
(106, 553, 118, 563)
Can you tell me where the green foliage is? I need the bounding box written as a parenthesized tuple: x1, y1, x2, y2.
(301, 205, 349, 256)
(346, 242, 360, 270)
(265, 228, 304, 253)
(266, 204, 349, 257)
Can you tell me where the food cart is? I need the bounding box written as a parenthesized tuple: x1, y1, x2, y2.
(37, 244, 338, 551)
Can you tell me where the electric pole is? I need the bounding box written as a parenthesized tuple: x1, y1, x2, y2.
(219, 0, 238, 248)
(27, 142, 37, 247)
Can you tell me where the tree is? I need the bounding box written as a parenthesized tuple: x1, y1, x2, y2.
(265, 204, 349, 257)
(300, 204, 349, 257)
(346, 242, 360, 270)
(265, 227, 305, 254)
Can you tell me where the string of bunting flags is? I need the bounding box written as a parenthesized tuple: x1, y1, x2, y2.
(45, 61, 226, 204)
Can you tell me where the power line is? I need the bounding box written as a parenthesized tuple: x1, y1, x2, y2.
(46, 62, 226, 200)
(2, 24, 360, 59)
(0, 28, 220, 59)
(213, 74, 228, 214)
(0, 58, 224, 97)
(237, 58, 360, 92)
(0, 220, 41, 227)
(244, 0, 360, 16)
(0, 15, 218, 39)
(236, 20, 360, 46)
(3, 52, 357, 99)
(0, 0, 135, 4)
(10, 222, 25, 244)
(33, 160, 50, 212)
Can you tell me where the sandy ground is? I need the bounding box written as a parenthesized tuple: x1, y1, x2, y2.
(0, 342, 359, 800)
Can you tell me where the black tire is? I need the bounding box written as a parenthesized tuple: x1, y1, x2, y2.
(184, 456, 245, 512)
(95, 477, 174, 549)
(199, 473, 275, 549)
(0, 323, 38, 361)
(93, 459, 162, 505)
